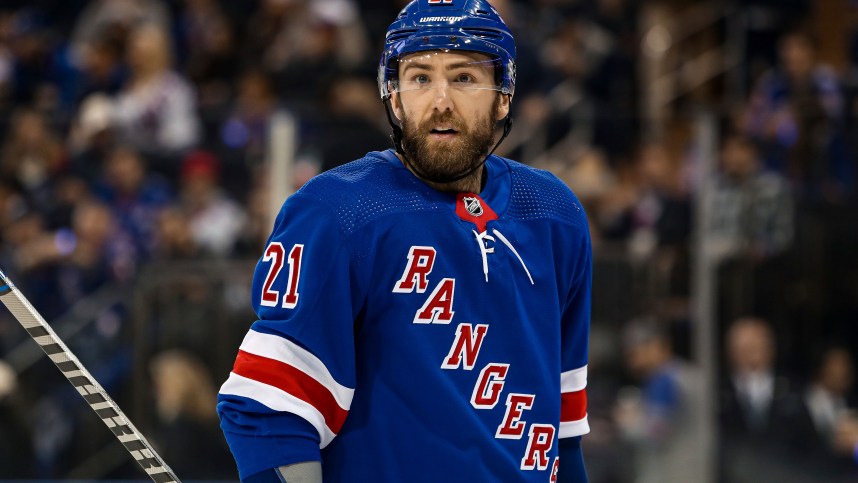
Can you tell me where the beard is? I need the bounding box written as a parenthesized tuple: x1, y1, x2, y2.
(400, 97, 500, 182)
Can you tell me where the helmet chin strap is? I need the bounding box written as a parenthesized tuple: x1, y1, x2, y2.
(383, 98, 514, 186)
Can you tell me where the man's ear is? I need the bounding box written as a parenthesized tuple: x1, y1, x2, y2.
(496, 94, 510, 121)
(391, 92, 404, 121)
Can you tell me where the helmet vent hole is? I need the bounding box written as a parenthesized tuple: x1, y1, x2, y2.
(387, 29, 417, 41)
(463, 28, 502, 40)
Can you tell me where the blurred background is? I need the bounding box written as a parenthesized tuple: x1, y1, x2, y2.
(0, 0, 856, 481)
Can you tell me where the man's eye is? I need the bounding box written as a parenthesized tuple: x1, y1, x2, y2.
(413, 74, 430, 84)
(455, 73, 474, 83)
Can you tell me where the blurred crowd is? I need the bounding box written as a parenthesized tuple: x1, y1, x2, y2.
(0, 0, 855, 480)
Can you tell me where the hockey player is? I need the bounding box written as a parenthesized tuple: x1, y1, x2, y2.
(217, 0, 592, 481)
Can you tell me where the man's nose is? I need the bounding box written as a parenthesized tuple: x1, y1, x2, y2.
(433, 82, 454, 111)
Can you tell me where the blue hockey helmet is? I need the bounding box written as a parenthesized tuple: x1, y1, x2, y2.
(378, 0, 517, 100)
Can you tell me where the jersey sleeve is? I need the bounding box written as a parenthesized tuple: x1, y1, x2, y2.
(217, 194, 360, 479)
(559, 216, 592, 440)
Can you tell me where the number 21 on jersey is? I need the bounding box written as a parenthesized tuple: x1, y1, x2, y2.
(260, 242, 304, 309)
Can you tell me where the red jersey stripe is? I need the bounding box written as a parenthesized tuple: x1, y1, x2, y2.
(232, 349, 349, 434)
(560, 390, 587, 422)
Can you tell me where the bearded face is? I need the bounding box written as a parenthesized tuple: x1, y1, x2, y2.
(399, 95, 500, 182)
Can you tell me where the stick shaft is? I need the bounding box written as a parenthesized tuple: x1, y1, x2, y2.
(0, 271, 181, 482)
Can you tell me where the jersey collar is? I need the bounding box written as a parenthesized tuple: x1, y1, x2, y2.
(378, 148, 511, 217)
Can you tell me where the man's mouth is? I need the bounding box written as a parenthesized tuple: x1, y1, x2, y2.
(429, 127, 459, 138)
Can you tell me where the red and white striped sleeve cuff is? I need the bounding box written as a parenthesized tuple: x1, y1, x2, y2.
(219, 330, 354, 448)
(559, 365, 589, 438)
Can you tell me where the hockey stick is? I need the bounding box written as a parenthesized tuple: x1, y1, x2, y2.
(0, 269, 181, 483)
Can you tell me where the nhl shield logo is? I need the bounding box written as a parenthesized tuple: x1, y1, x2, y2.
(463, 196, 483, 217)
(455, 192, 497, 232)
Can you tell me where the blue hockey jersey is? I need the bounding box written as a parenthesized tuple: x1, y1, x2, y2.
(217, 149, 591, 481)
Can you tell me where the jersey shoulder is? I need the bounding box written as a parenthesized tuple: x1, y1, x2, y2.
(500, 157, 589, 232)
(294, 150, 447, 236)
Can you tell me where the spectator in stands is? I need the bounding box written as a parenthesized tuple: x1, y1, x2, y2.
(598, 141, 691, 259)
(708, 133, 793, 262)
(150, 349, 234, 478)
(69, 0, 170, 63)
(242, 0, 301, 65)
(743, 29, 852, 203)
(0, 107, 66, 211)
(0, 206, 70, 319)
(779, 345, 858, 481)
(60, 200, 137, 291)
(720, 316, 794, 482)
(112, 24, 200, 163)
(722, 317, 785, 433)
(553, 148, 615, 237)
(44, 175, 92, 232)
(614, 317, 704, 483)
(94, 146, 173, 258)
(3, 9, 60, 109)
(178, 150, 246, 257)
(152, 207, 200, 261)
(0, 361, 34, 477)
(68, 93, 117, 182)
(246, 0, 369, 113)
(66, 31, 126, 107)
(316, 75, 389, 172)
(178, 0, 238, 109)
(0, 181, 25, 237)
(218, 68, 280, 193)
(1, 208, 53, 273)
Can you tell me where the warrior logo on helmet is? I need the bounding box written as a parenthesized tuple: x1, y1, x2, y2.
(420, 16, 461, 22)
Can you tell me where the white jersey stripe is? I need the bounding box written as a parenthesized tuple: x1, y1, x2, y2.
(220, 372, 337, 448)
(558, 416, 590, 438)
(240, 330, 354, 410)
(560, 365, 587, 393)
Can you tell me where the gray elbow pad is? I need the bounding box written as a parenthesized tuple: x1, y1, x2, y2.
(276, 461, 323, 483)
